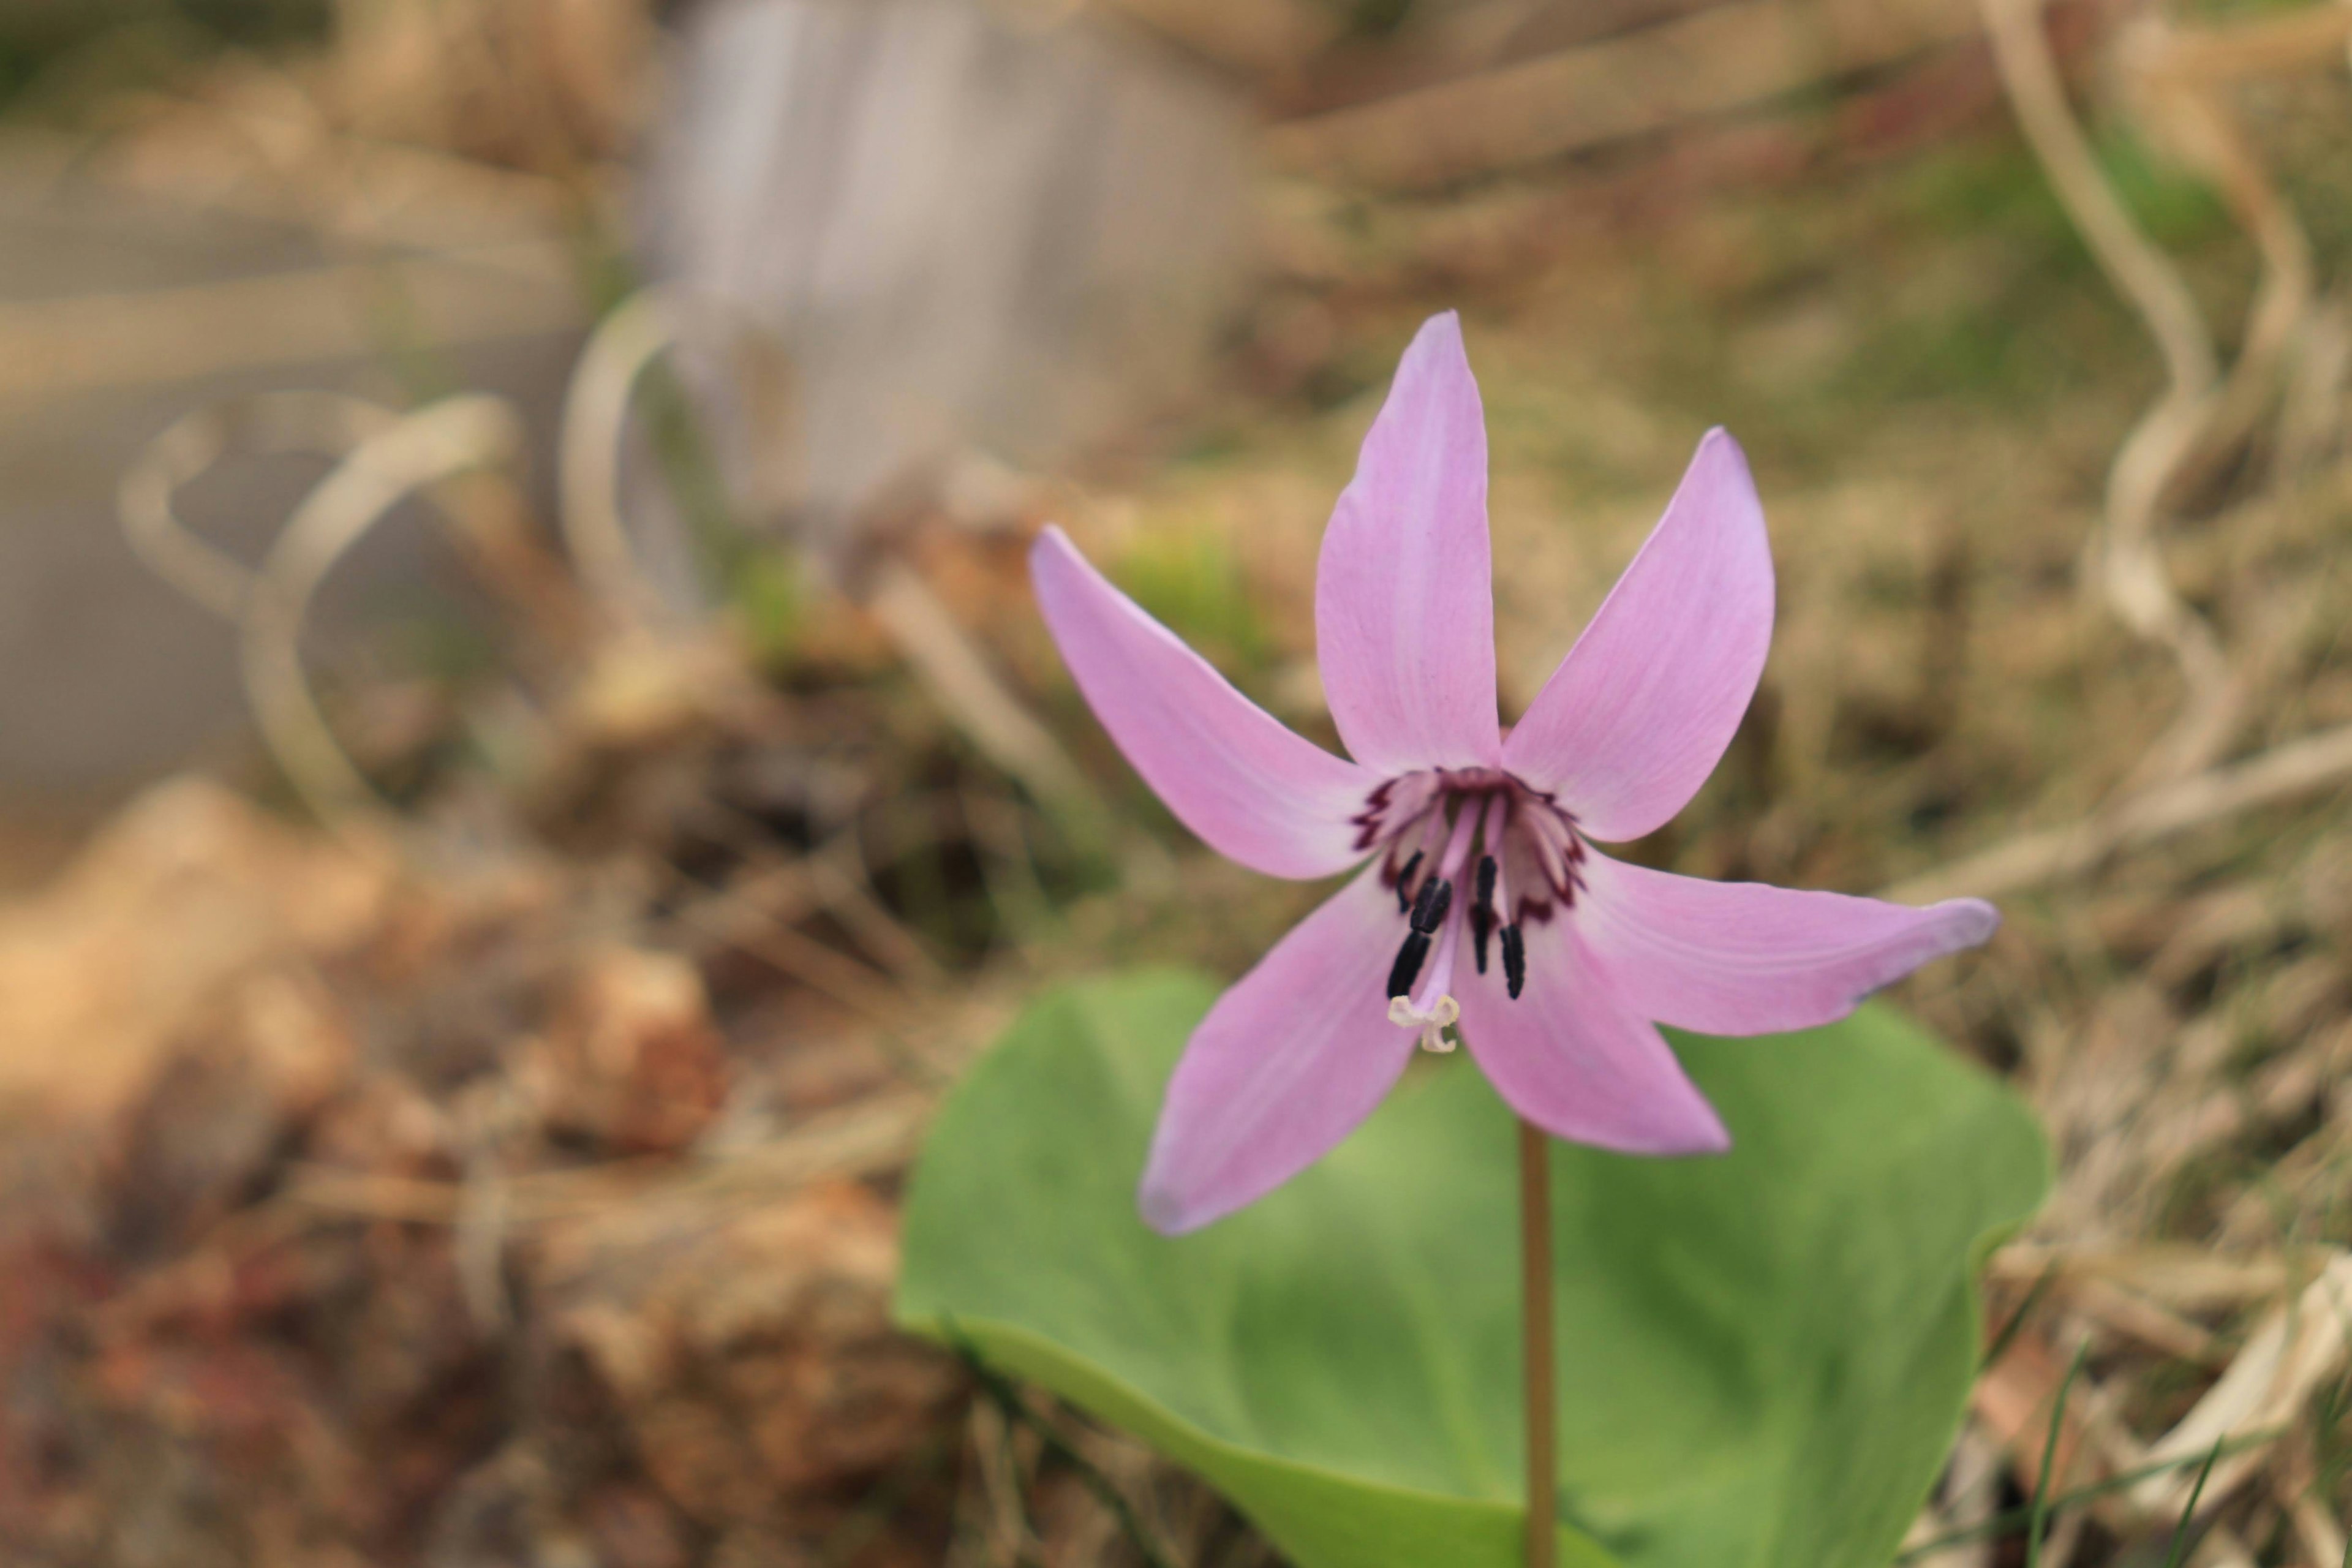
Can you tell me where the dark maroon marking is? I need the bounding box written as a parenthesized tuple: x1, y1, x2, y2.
(1348, 777, 1400, 853)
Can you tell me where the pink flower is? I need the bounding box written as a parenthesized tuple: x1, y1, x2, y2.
(1032, 312, 1997, 1235)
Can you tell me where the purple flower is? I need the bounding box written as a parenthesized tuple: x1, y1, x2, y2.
(1032, 312, 1998, 1235)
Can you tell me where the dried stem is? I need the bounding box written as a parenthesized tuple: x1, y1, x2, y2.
(1519, 1117, 1556, 1568)
(1978, 0, 2234, 788)
(242, 394, 524, 831)
(557, 285, 689, 634)
(1885, 2, 2352, 908)
(118, 390, 400, 620)
(1880, 718, 2352, 905)
(951, 1337, 1177, 1568)
(556, 287, 1104, 826)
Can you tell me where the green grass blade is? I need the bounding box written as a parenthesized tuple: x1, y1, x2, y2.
(2158, 1438, 2223, 1568)
(1981, 1267, 2056, 1372)
(1895, 1430, 2284, 1562)
(2024, 1344, 2088, 1568)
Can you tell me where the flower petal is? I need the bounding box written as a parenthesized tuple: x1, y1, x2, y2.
(1577, 852, 1999, 1036)
(1455, 913, 1728, 1156)
(1140, 865, 1418, 1233)
(1501, 428, 1771, 841)
(1315, 312, 1502, 775)
(1033, 526, 1376, 880)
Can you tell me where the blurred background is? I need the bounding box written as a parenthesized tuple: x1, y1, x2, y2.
(1, 0, 2350, 1562)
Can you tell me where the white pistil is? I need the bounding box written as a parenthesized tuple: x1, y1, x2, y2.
(1388, 992, 1460, 1053)
(1395, 887, 1464, 1052)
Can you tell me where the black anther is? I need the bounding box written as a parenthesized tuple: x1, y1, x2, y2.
(1393, 850, 1424, 913)
(1386, 932, 1431, 999)
(1408, 876, 1452, 935)
(1499, 924, 1526, 1000)
(1471, 856, 1497, 974)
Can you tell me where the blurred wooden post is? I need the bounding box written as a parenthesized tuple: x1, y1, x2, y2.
(637, 0, 1254, 577)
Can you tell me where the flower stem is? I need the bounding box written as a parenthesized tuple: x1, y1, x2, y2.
(1518, 1117, 1556, 1568)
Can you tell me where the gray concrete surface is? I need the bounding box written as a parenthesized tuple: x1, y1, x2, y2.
(0, 138, 585, 811)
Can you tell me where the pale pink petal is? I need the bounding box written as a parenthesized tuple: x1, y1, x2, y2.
(1455, 914, 1728, 1155)
(1501, 429, 1771, 841)
(1033, 526, 1376, 880)
(1140, 865, 1417, 1234)
(1577, 852, 1999, 1036)
(1315, 312, 1502, 775)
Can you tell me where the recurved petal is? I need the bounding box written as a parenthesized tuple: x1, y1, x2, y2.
(1139, 865, 1418, 1234)
(1501, 428, 1771, 842)
(1033, 526, 1376, 880)
(1455, 913, 1728, 1156)
(1315, 311, 1502, 775)
(1577, 852, 1999, 1037)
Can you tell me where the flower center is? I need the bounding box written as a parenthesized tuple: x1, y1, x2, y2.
(1352, 768, 1586, 1047)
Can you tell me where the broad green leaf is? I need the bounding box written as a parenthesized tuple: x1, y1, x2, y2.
(898, 970, 2049, 1568)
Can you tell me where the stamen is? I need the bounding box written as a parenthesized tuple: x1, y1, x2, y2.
(1413, 803, 1452, 862)
(1408, 875, 1452, 935)
(1390, 875, 1455, 998)
(1386, 931, 1431, 999)
(1366, 769, 1573, 1016)
(1410, 889, 1461, 1012)
(1471, 855, 1497, 974)
(1499, 924, 1526, 1000)
(1525, 816, 1570, 896)
(1489, 839, 1513, 932)
(1392, 850, 1424, 913)
(1479, 793, 1510, 856)
(1436, 797, 1480, 880)
(1518, 802, 1585, 906)
(1393, 891, 1465, 1053)
(1524, 799, 1577, 849)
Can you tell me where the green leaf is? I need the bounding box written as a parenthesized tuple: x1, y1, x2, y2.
(898, 970, 2050, 1568)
